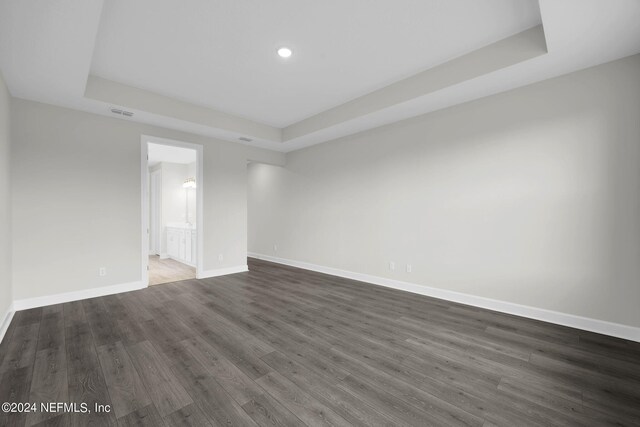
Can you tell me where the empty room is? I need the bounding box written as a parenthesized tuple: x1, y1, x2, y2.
(1, 1, 639, 426)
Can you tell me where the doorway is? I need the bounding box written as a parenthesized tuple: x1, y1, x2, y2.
(141, 136, 203, 286)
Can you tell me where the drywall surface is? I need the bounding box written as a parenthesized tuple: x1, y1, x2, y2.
(0, 72, 11, 318)
(11, 99, 285, 300)
(161, 163, 190, 222)
(159, 162, 190, 254)
(187, 161, 197, 224)
(249, 54, 640, 328)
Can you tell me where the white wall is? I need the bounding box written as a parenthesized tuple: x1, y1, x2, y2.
(11, 99, 284, 301)
(249, 54, 640, 329)
(160, 163, 190, 227)
(0, 72, 11, 321)
(148, 164, 161, 253)
(156, 161, 194, 255)
(187, 161, 197, 224)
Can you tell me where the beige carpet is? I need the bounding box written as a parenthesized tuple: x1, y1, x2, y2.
(148, 255, 196, 285)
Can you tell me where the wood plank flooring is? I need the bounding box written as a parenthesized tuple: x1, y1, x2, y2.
(148, 255, 196, 286)
(1, 258, 639, 426)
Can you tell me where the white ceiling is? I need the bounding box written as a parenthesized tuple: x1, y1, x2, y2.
(90, 0, 541, 128)
(1, 0, 640, 152)
(148, 142, 196, 167)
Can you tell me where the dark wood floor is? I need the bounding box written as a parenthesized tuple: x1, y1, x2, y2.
(0, 259, 639, 426)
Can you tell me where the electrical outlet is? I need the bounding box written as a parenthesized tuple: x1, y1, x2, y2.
(99, 267, 106, 277)
(406, 264, 412, 273)
(218, 254, 224, 262)
(389, 261, 395, 271)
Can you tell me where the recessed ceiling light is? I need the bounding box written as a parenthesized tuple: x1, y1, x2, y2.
(277, 47, 292, 58)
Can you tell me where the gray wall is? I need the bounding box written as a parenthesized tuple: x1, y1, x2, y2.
(249, 54, 640, 328)
(11, 99, 284, 300)
(0, 72, 11, 318)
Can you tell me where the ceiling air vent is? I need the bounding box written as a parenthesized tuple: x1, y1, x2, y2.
(239, 137, 252, 142)
(110, 107, 134, 117)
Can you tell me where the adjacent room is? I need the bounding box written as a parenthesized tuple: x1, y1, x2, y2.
(146, 141, 199, 286)
(1, 1, 639, 426)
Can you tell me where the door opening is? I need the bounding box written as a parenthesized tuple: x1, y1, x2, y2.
(141, 136, 204, 286)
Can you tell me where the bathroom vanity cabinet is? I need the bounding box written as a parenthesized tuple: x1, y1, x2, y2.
(166, 224, 197, 266)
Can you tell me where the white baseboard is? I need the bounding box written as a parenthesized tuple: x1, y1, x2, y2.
(248, 252, 640, 342)
(12, 281, 146, 312)
(0, 302, 15, 344)
(159, 253, 169, 259)
(9, 263, 248, 315)
(198, 264, 248, 279)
